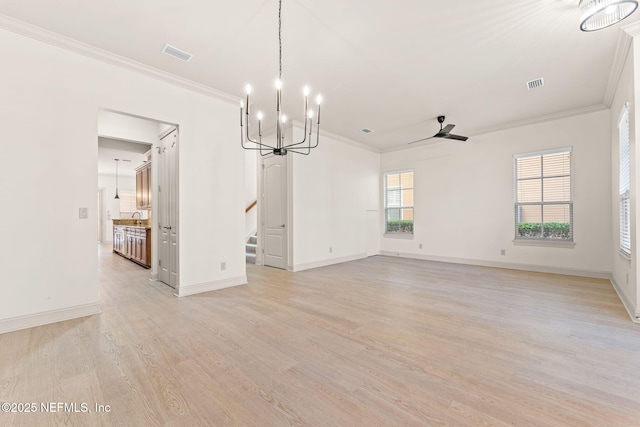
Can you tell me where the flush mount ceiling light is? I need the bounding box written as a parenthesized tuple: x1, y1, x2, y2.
(579, 0, 639, 31)
(240, 0, 322, 156)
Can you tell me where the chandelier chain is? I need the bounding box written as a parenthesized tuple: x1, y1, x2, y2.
(278, 0, 282, 80)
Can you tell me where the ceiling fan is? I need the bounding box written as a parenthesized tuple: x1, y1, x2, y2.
(408, 115, 469, 144)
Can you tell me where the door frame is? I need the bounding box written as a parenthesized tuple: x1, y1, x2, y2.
(156, 125, 180, 290)
(97, 188, 105, 243)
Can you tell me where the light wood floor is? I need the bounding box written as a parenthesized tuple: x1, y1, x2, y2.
(1, 246, 640, 426)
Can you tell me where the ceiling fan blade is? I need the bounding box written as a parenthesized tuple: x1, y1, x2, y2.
(408, 136, 436, 144)
(441, 124, 456, 134)
(444, 133, 469, 141)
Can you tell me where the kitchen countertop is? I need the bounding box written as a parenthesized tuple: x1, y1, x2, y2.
(113, 219, 150, 228)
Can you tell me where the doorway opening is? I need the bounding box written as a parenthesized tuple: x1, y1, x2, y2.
(97, 109, 178, 290)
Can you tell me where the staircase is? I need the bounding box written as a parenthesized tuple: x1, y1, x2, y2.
(246, 235, 257, 264)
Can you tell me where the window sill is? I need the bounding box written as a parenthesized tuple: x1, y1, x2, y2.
(619, 250, 631, 262)
(512, 239, 575, 248)
(384, 233, 414, 240)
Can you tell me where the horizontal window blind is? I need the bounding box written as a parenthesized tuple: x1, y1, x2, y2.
(514, 148, 573, 241)
(619, 103, 631, 255)
(384, 170, 414, 234)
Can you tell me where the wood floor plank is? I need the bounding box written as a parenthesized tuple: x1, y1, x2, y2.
(1, 246, 640, 426)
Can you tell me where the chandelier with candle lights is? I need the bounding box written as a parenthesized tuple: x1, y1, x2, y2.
(240, 0, 322, 156)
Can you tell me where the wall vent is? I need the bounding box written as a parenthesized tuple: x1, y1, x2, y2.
(162, 44, 193, 62)
(526, 78, 544, 90)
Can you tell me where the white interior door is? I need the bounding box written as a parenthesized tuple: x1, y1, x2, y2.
(158, 128, 179, 288)
(262, 155, 287, 269)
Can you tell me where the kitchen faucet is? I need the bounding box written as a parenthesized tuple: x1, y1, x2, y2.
(131, 212, 141, 219)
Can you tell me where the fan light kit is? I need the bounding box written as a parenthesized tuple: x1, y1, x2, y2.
(240, 0, 322, 156)
(408, 116, 469, 145)
(579, 0, 638, 31)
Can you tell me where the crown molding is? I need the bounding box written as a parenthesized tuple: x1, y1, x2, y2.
(382, 104, 608, 153)
(622, 20, 640, 37)
(241, 120, 380, 154)
(289, 121, 381, 153)
(467, 104, 608, 137)
(604, 26, 636, 107)
(0, 14, 240, 105)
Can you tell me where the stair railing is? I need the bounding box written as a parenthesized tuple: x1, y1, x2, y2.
(245, 200, 257, 213)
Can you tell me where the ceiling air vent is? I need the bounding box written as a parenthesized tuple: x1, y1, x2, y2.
(361, 128, 374, 133)
(162, 44, 193, 62)
(526, 78, 544, 91)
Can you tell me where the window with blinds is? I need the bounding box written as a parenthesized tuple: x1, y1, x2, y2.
(384, 170, 414, 234)
(119, 191, 137, 217)
(514, 148, 573, 241)
(619, 103, 631, 256)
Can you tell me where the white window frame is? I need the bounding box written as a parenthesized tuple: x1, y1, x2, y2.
(384, 169, 414, 236)
(118, 191, 138, 217)
(619, 102, 631, 257)
(513, 147, 574, 246)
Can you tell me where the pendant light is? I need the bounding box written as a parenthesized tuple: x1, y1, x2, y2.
(114, 159, 120, 200)
(579, 0, 639, 31)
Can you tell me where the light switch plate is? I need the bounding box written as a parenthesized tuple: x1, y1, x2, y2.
(79, 207, 88, 219)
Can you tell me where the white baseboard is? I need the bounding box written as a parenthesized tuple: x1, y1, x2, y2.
(610, 276, 640, 323)
(176, 275, 247, 297)
(293, 253, 368, 272)
(378, 251, 611, 279)
(0, 303, 101, 335)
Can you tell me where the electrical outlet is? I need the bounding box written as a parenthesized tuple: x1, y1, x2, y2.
(419, 243, 423, 249)
(329, 247, 332, 253)
(500, 249, 506, 256)
(79, 207, 88, 219)
(221, 262, 226, 271)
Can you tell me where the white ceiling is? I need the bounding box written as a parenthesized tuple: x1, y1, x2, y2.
(1, 0, 638, 151)
(98, 137, 150, 177)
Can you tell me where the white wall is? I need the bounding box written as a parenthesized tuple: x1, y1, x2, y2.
(381, 110, 612, 277)
(98, 110, 162, 144)
(290, 125, 380, 271)
(0, 25, 245, 329)
(610, 38, 639, 321)
(633, 39, 640, 318)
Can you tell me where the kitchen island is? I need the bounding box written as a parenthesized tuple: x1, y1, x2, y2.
(113, 219, 151, 268)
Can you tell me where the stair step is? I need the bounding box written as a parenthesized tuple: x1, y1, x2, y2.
(246, 235, 258, 263)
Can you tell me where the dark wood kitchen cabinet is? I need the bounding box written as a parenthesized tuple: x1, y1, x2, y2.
(136, 162, 151, 210)
(113, 226, 125, 255)
(113, 226, 151, 269)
